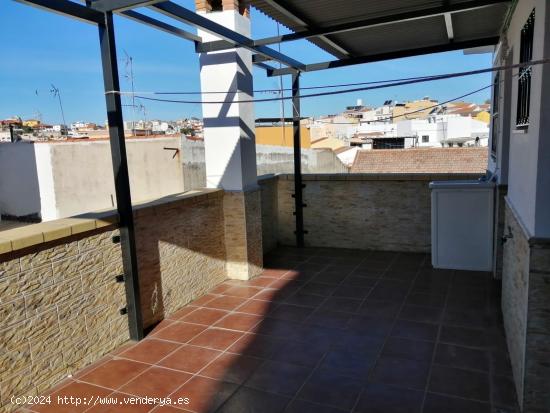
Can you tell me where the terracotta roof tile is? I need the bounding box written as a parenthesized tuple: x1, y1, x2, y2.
(350, 147, 488, 174)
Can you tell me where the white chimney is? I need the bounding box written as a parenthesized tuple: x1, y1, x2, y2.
(357, 98, 363, 106)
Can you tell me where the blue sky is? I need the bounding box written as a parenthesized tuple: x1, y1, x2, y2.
(0, 0, 493, 125)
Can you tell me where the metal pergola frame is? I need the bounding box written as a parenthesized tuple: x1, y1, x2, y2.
(14, 0, 504, 340)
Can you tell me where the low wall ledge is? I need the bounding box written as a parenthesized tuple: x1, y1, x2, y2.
(0, 188, 223, 255)
(277, 173, 483, 181)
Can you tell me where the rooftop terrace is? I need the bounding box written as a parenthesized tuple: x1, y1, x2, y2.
(16, 246, 518, 413)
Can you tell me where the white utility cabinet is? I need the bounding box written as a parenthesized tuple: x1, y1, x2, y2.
(430, 180, 495, 271)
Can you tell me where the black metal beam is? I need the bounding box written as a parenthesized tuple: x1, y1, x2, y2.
(14, 0, 104, 24)
(253, 62, 279, 73)
(254, 0, 509, 47)
(260, 0, 350, 58)
(149, 1, 306, 70)
(268, 37, 500, 76)
(98, 11, 144, 341)
(119, 10, 200, 42)
(291, 72, 305, 248)
(90, 0, 163, 12)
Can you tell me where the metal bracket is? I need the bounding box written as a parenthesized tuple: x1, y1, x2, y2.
(501, 226, 514, 244)
(163, 146, 180, 159)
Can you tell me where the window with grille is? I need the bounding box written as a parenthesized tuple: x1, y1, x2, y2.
(516, 9, 535, 128)
(491, 72, 500, 156)
(422, 135, 429, 143)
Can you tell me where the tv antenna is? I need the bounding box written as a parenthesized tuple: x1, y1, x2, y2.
(50, 84, 67, 135)
(123, 50, 137, 136)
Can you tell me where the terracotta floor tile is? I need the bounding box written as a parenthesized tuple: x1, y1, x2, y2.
(191, 294, 219, 307)
(119, 366, 192, 398)
(152, 322, 207, 343)
(222, 286, 263, 299)
(147, 319, 176, 335)
(172, 376, 238, 413)
(188, 328, 243, 351)
(85, 392, 152, 412)
(214, 313, 263, 332)
(244, 360, 312, 396)
(33, 382, 112, 413)
(235, 299, 274, 316)
(268, 278, 298, 290)
(150, 406, 190, 412)
(159, 345, 222, 373)
(200, 352, 262, 384)
(203, 296, 247, 311)
(217, 387, 290, 413)
(252, 289, 284, 303)
(71, 356, 113, 380)
(181, 308, 229, 326)
(79, 359, 150, 390)
(261, 268, 288, 278)
(246, 277, 276, 288)
(227, 333, 287, 359)
(168, 307, 196, 321)
(118, 339, 180, 364)
(210, 284, 233, 295)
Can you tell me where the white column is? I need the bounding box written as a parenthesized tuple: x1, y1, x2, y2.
(197, 10, 257, 191)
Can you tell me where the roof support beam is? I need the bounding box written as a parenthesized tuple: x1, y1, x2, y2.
(97, 11, 144, 341)
(149, 1, 306, 71)
(118, 10, 201, 42)
(14, 0, 104, 24)
(253, 0, 509, 47)
(260, 0, 351, 58)
(268, 37, 499, 76)
(444, 13, 455, 41)
(89, 0, 164, 12)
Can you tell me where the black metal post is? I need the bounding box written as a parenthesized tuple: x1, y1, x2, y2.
(292, 72, 305, 247)
(98, 11, 144, 341)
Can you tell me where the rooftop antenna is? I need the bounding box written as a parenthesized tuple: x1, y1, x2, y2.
(138, 103, 148, 135)
(50, 84, 67, 135)
(123, 50, 137, 137)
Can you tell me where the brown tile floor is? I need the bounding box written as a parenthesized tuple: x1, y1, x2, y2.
(21, 247, 519, 413)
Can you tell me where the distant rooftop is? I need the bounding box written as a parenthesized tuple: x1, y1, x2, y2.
(351, 147, 488, 174)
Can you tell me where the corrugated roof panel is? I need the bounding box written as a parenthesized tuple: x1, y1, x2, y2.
(328, 16, 448, 56)
(249, 0, 511, 60)
(452, 3, 510, 41)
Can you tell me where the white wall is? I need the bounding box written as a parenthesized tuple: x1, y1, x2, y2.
(395, 116, 489, 147)
(0, 138, 185, 221)
(504, 0, 550, 237)
(337, 147, 359, 166)
(0, 142, 43, 218)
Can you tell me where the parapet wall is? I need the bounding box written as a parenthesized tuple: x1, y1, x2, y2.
(259, 173, 482, 253)
(0, 189, 227, 412)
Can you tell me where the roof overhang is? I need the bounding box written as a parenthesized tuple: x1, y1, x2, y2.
(16, 0, 512, 77)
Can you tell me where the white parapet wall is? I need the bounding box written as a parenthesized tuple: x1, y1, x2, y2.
(0, 137, 185, 221)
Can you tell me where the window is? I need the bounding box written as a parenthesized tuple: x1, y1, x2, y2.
(491, 72, 500, 156)
(422, 135, 429, 143)
(516, 9, 535, 128)
(373, 138, 404, 149)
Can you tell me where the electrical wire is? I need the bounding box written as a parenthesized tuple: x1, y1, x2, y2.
(314, 67, 524, 125)
(110, 58, 548, 101)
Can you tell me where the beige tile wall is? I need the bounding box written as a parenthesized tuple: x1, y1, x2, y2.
(0, 228, 127, 412)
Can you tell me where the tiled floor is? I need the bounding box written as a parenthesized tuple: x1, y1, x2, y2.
(20, 247, 519, 413)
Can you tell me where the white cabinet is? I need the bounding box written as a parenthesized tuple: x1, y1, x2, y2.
(430, 180, 495, 271)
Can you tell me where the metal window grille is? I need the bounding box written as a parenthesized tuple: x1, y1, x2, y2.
(516, 9, 535, 128)
(491, 72, 500, 155)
